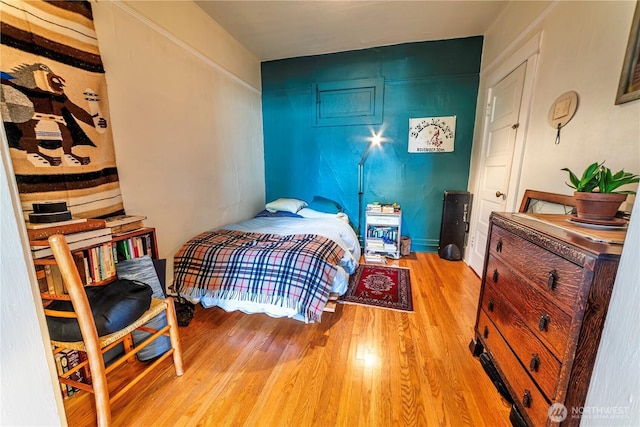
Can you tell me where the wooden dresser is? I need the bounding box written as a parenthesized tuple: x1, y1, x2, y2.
(472, 212, 624, 426)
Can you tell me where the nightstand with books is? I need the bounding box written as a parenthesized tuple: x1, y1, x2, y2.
(364, 205, 402, 259)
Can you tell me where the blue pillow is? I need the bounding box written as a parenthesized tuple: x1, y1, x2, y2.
(116, 256, 171, 361)
(307, 196, 342, 214)
(255, 209, 302, 218)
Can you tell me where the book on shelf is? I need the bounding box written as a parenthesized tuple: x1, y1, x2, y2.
(110, 220, 145, 235)
(364, 253, 387, 264)
(115, 234, 152, 261)
(82, 255, 92, 285)
(78, 350, 92, 385)
(105, 214, 146, 234)
(366, 203, 400, 214)
(81, 242, 116, 283)
(27, 218, 106, 241)
(366, 239, 385, 250)
(62, 349, 86, 392)
(55, 352, 75, 398)
(53, 350, 88, 399)
(31, 229, 113, 259)
(36, 267, 48, 293)
(30, 227, 111, 249)
(44, 264, 65, 294)
(54, 353, 68, 399)
(25, 217, 87, 230)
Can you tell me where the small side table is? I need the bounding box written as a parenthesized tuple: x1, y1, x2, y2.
(364, 209, 401, 259)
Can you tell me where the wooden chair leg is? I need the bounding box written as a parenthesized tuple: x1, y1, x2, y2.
(123, 333, 136, 363)
(85, 338, 111, 427)
(165, 297, 184, 376)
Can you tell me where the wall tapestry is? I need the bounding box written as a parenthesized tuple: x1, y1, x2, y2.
(408, 116, 456, 153)
(1, 0, 123, 220)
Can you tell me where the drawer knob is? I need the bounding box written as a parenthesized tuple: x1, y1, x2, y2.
(547, 269, 558, 290)
(496, 239, 503, 253)
(522, 389, 532, 408)
(492, 269, 499, 283)
(539, 313, 550, 332)
(529, 354, 540, 372)
(483, 326, 489, 339)
(487, 300, 494, 312)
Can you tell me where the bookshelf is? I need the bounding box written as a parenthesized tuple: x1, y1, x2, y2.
(33, 227, 158, 300)
(32, 226, 159, 400)
(364, 209, 402, 259)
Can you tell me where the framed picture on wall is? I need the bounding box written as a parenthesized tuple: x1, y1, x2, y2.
(615, 1, 640, 105)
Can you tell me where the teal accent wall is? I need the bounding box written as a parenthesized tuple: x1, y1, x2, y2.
(261, 37, 482, 252)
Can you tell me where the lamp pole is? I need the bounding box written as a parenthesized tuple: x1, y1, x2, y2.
(357, 141, 376, 240)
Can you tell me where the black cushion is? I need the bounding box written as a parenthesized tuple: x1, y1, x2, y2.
(46, 279, 153, 342)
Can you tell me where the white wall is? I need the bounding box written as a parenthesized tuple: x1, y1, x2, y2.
(471, 0, 639, 206)
(91, 1, 265, 277)
(469, 1, 640, 424)
(1, 129, 65, 425)
(0, 1, 264, 424)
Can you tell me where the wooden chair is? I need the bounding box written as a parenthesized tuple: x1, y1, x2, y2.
(518, 189, 576, 213)
(40, 234, 184, 427)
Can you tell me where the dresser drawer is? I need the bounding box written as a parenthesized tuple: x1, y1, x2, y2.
(485, 255, 573, 358)
(478, 310, 551, 427)
(489, 225, 584, 313)
(481, 281, 561, 399)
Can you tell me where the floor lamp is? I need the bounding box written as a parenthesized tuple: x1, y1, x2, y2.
(357, 134, 383, 240)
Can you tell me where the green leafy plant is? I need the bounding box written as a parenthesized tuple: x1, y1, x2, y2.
(562, 161, 639, 194)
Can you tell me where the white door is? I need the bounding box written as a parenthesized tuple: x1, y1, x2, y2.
(468, 63, 526, 274)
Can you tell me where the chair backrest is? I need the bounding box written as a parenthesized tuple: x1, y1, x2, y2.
(46, 234, 111, 426)
(518, 189, 576, 214)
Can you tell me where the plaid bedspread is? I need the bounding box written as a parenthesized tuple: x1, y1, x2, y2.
(173, 229, 345, 323)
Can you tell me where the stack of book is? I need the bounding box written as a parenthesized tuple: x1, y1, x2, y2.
(29, 213, 150, 291)
(366, 203, 400, 213)
(104, 214, 146, 235)
(366, 203, 382, 213)
(26, 217, 107, 241)
(30, 226, 112, 259)
(54, 349, 91, 399)
(364, 253, 387, 264)
(366, 237, 385, 252)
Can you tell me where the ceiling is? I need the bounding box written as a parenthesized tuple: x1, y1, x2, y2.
(196, 1, 509, 62)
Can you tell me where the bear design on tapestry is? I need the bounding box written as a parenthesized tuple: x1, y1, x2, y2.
(1, 62, 108, 167)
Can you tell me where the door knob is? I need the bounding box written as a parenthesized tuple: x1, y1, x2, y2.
(495, 191, 506, 199)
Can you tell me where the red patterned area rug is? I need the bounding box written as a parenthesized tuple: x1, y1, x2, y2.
(340, 265, 413, 312)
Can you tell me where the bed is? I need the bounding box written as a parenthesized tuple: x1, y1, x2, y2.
(172, 199, 360, 323)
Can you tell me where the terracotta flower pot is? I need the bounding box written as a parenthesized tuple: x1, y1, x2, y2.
(573, 191, 627, 221)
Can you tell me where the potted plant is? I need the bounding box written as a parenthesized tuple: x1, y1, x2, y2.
(562, 161, 639, 221)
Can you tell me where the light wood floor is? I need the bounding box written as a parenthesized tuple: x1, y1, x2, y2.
(64, 252, 512, 426)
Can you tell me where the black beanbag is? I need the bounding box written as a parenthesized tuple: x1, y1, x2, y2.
(46, 279, 153, 342)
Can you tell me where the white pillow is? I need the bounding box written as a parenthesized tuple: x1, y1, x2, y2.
(265, 198, 307, 213)
(298, 208, 350, 223)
